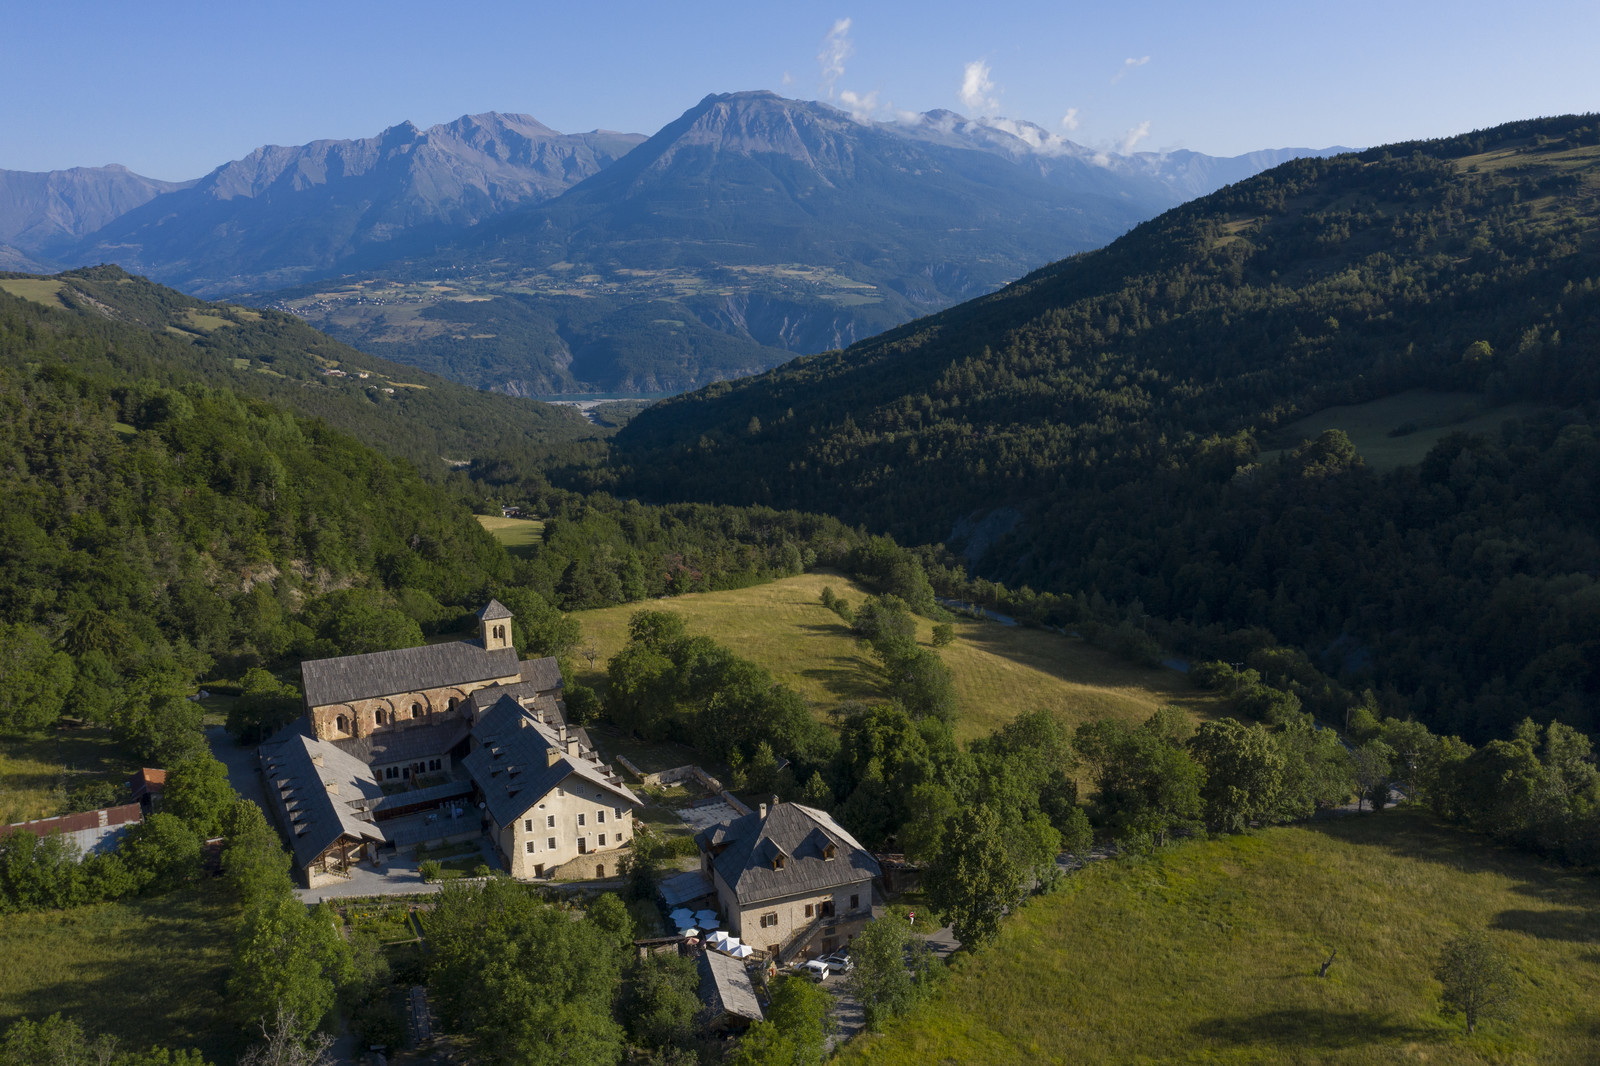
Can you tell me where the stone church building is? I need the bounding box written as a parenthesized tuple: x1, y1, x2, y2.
(259, 601, 640, 887)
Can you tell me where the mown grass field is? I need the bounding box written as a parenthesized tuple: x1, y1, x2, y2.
(571, 571, 1225, 743)
(0, 890, 236, 1061)
(0, 727, 137, 822)
(0, 278, 67, 309)
(839, 810, 1600, 1066)
(1262, 389, 1550, 472)
(475, 513, 545, 559)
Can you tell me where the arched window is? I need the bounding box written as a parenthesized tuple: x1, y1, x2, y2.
(595, 864, 605, 879)
(375, 709, 387, 726)
(448, 697, 459, 711)
(335, 714, 350, 734)
(494, 624, 506, 642)
(411, 702, 422, 718)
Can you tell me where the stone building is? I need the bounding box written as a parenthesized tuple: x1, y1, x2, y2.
(259, 600, 639, 887)
(695, 802, 879, 962)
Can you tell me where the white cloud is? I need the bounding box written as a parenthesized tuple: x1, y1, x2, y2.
(1111, 54, 1151, 84)
(838, 89, 879, 120)
(818, 18, 853, 98)
(1060, 108, 1081, 131)
(959, 59, 1000, 115)
(1119, 120, 1152, 154)
(782, 70, 794, 86)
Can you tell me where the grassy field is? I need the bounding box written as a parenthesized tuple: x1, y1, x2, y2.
(0, 890, 236, 1061)
(0, 278, 67, 309)
(571, 572, 1225, 743)
(0, 727, 139, 823)
(475, 514, 545, 559)
(1263, 389, 1550, 472)
(839, 810, 1600, 1065)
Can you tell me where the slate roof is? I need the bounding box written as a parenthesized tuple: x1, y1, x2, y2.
(695, 803, 879, 906)
(259, 731, 386, 866)
(462, 695, 639, 827)
(478, 599, 514, 621)
(519, 657, 564, 693)
(330, 719, 469, 766)
(698, 951, 764, 1026)
(300, 641, 521, 707)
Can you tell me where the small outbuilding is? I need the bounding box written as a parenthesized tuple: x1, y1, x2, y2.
(697, 950, 764, 1033)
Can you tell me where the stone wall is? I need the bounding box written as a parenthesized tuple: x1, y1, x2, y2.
(308, 673, 519, 741)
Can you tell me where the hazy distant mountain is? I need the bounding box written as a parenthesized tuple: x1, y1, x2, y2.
(0, 164, 190, 264)
(67, 114, 646, 295)
(277, 91, 1341, 393)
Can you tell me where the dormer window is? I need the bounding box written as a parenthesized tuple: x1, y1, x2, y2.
(823, 843, 836, 861)
(772, 854, 786, 871)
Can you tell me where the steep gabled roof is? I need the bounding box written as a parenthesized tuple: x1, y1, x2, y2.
(259, 731, 386, 866)
(519, 656, 564, 693)
(695, 803, 879, 906)
(463, 695, 639, 826)
(699, 951, 764, 1025)
(478, 599, 514, 621)
(300, 641, 520, 707)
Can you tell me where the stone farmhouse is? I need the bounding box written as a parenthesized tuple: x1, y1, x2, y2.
(259, 601, 640, 887)
(695, 801, 879, 961)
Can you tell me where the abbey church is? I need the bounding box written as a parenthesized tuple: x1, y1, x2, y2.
(258, 601, 640, 887)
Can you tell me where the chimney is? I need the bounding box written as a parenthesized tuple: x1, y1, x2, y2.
(567, 738, 580, 757)
(311, 754, 324, 767)
(324, 779, 339, 796)
(546, 746, 562, 768)
(759, 803, 768, 819)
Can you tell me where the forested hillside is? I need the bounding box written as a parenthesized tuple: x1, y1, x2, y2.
(611, 114, 1600, 741)
(0, 320, 518, 774)
(0, 266, 598, 472)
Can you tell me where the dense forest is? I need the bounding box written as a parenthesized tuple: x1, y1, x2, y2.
(606, 114, 1600, 743)
(0, 267, 599, 472)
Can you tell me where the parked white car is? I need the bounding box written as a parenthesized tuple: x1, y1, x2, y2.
(798, 958, 831, 981)
(821, 951, 854, 974)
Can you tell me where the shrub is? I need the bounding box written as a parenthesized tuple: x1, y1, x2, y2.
(419, 860, 442, 883)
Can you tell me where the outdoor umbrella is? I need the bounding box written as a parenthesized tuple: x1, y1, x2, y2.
(730, 944, 754, 958)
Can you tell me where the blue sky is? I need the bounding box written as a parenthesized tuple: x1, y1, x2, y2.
(4, 0, 1596, 181)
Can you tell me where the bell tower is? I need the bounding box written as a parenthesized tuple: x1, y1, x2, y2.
(478, 599, 515, 652)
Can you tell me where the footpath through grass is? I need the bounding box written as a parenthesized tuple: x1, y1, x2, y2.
(838, 810, 1600, 1065)
(0, 889, 236, 1061)
(573, 571, 1224, 742)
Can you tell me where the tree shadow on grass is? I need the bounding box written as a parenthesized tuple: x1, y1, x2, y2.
(1492, 908, 1600, 944)
(1191, 1009, 1437, 1049)
(1301, 812, 1600, 944)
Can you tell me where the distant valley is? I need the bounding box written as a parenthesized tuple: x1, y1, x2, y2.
(4, 91, 1345, 394)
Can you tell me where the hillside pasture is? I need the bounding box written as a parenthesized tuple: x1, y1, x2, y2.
(475, 514, 545, 559)
(839, 810, 1600, 1065)
(0, 727, 136, 823)
(571, 571, 1224, 742)
(1262, 389, 1550, 472)
(0, 890, 236, 1062)
(0, 278, 68, 309)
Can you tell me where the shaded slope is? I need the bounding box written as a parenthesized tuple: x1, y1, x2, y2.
(610, 113, 1600, 739)
(0, 265, 597, 471)
(281, 92, 1339, 394)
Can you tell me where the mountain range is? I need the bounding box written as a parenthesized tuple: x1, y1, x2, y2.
(608, 112, 1600, 739)
(5, 92, 1345, 393)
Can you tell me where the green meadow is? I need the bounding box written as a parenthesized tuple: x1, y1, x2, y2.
(839, 810, 1600, 1065)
